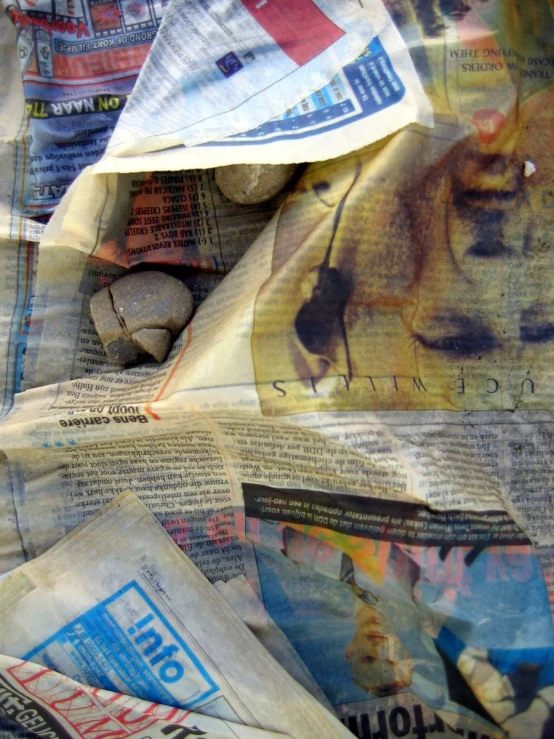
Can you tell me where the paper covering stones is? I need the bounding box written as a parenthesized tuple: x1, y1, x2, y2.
(90, 271, 194, 365)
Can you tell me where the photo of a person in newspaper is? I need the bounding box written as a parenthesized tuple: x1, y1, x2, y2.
(345, 601, 413, 697)
(252, 84, 554, 414)
(244, 496, 554, 736)
(384, 0, 474, 39)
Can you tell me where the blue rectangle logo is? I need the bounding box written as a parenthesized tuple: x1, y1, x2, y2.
(216, 51, 244, 78)
(24, 581, 219, 709)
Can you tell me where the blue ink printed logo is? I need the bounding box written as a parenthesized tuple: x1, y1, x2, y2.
(24, 581, 219, 709)
(127, 612, 186, 684)
(216, 51, 243, 78)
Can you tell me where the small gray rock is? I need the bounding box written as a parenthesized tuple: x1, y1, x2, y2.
(215, 163, 297, 204)
(90, 271, 193, 365)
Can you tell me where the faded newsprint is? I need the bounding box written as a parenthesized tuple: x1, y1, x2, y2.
(1, 1, 554, 739)
(0, 491, 353, 739)
(0, 654, 291, 739)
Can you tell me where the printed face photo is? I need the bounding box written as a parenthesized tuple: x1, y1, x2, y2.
(384, 0, 476, 39)
(345, 604, 413, 697)
(247, 506, 554, 723)
(252, 87, 554, 414)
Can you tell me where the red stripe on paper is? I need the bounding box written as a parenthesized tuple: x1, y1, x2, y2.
(241, 0, 345, 66)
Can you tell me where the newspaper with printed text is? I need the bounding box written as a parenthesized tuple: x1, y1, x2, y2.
(0, 491, 354, 739)
(0, 655, 292, 739)
(1, 0, 554, 738)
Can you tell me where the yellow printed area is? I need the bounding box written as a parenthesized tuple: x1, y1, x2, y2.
(252, 86, 554, 415)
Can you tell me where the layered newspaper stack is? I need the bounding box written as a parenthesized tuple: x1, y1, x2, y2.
(0, 0, 554, 738)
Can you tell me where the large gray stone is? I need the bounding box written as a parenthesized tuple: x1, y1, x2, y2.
(90, 271, 193, 365)
(215, 163, 297, 204)
(132, 327, 172, 363)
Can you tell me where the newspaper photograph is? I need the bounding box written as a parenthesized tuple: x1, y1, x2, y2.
(242, 482, 554, 737)
(252, 89, 554, 414)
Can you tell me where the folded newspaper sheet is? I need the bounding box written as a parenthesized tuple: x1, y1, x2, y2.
(0, 491, 353, 739)
(0, 0, 432, 229)
(1, 0, 554, 738)
(0, 655, 291, 739)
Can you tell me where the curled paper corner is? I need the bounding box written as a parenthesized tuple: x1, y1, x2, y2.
(524, 160, 537, 177)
